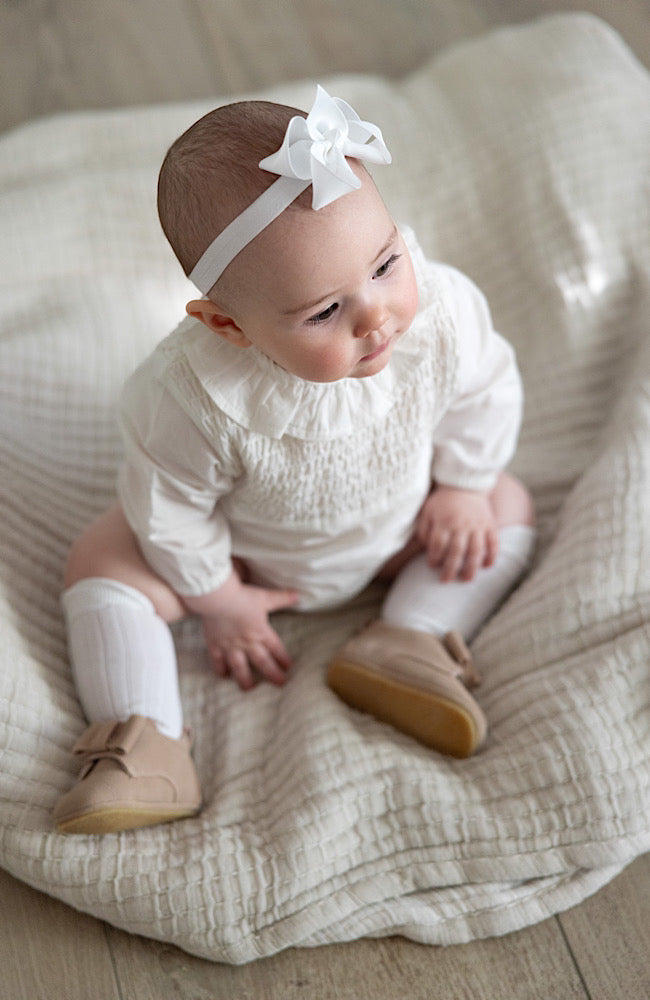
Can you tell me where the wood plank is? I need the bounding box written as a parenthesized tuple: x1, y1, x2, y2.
(559, 853, 650, 1000)
(0, 0, 649, 997)
(0, 867, 121, 1000)
(106, 915, 587, 1000)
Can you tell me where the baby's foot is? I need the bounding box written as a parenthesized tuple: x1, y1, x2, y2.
(327, 621, 486, 757)
(54, 715, 201, 833)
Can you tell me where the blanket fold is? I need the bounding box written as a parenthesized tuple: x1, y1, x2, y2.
(0, 13, 648, 962)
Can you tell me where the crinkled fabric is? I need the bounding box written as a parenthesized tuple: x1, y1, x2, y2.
(0, 13, 648, 963)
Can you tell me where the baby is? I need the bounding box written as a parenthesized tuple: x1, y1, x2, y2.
(54, 87, 535, 834)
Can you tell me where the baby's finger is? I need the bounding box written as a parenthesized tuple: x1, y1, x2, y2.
(263, 588, 300, 614)
(483, 527, 499, 568)
(460, 531, 484, 581)
(416, 509, 433, 546)
(440, 532, 468, 582)
(263, 630, 293, 672)
(225, 647, 256, 691)
(249, 644, 289, 686)
(208, 646, 228, 678)
(426, 528, 451, 568)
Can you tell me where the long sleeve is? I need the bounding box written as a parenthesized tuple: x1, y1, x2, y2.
(117, 364, 240, 597)
(431, 266, 523, 491)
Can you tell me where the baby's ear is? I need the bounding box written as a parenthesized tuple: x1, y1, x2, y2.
(185, 300, 251, 348)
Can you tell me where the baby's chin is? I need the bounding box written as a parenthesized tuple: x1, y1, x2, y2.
(352, 336, 397, 378)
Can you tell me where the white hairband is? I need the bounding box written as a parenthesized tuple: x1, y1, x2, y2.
(189, 85, 392, 294)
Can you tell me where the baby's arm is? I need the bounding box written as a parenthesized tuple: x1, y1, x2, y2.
(119, 361, 298, 690)
(423, 267, 523, 581)
(183, 570, 299, 690)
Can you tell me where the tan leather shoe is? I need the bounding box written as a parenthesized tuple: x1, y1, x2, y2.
(327, 621, 487, 758)
(54, 715, 202, 834)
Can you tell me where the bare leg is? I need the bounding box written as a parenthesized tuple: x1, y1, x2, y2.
(489, 472, 536, 529)
(64, 504, 187, 623)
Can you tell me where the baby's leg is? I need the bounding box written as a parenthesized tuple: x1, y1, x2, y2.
(56, 505, 201, 833)
(327, 475, 535, 757)
(62, 504, 187, 740)
(381, 473, 536, 641)
(64, 503, 187, 621)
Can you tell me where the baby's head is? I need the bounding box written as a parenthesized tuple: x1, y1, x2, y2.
(158, 100, 309, 300)
(157, 91, 418, 382)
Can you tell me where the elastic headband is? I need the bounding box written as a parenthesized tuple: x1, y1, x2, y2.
(189, 85, 392, 294)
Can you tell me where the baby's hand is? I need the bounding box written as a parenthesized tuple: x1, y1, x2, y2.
(185, 572, 299, 690)
(417, 485, 498, 582)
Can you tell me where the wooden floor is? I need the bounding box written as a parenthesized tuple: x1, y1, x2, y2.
(1, 1, 649, 997)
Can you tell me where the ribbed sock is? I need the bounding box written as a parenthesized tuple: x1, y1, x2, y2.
(381, 524, 536, 643)
(61, 577, 184, 739)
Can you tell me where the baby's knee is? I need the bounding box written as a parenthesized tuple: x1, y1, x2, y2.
(64, 525, 106, 589)
(63, 505, 186, 622)
(490, 473, 535, 529)
(64, 504, 129, 588)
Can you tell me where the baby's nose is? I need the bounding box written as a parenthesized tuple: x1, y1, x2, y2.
(354, 300, 389, 337)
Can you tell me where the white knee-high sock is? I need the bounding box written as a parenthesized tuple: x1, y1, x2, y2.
(61, 577, 184, 739)
(381, 524, 536, 643)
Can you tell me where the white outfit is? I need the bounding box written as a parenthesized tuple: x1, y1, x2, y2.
(117, 229, 523, 610)
(64, 228, 529, 739)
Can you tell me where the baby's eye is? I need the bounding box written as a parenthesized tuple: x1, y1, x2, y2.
(307, 303, 339, 325)
(373, 253, 401, 279)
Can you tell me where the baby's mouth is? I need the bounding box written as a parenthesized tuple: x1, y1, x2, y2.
(360, 338, 390, 363)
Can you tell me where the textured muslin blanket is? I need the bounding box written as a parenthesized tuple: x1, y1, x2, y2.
(1, 14, 649, 963)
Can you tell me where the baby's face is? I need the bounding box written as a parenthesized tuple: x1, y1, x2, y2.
(218, 165, 419, 382)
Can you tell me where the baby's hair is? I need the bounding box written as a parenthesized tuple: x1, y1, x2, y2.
(157, 100, 308, 291)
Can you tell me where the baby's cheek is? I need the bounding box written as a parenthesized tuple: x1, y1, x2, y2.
(285, 326, 364, 382)
(397, 253, 419, 329)
(303, 343, 352, 382)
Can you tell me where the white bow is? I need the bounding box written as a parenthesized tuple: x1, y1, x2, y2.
(189, 86, 392, 293)
(259, 85, 392, 209)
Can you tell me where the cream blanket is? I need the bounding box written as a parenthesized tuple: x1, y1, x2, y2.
(1, 14, 649, 963)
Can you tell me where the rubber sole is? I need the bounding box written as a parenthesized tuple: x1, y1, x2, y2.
(56, 803, 200, 835)
(328, 657, 482, 758)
